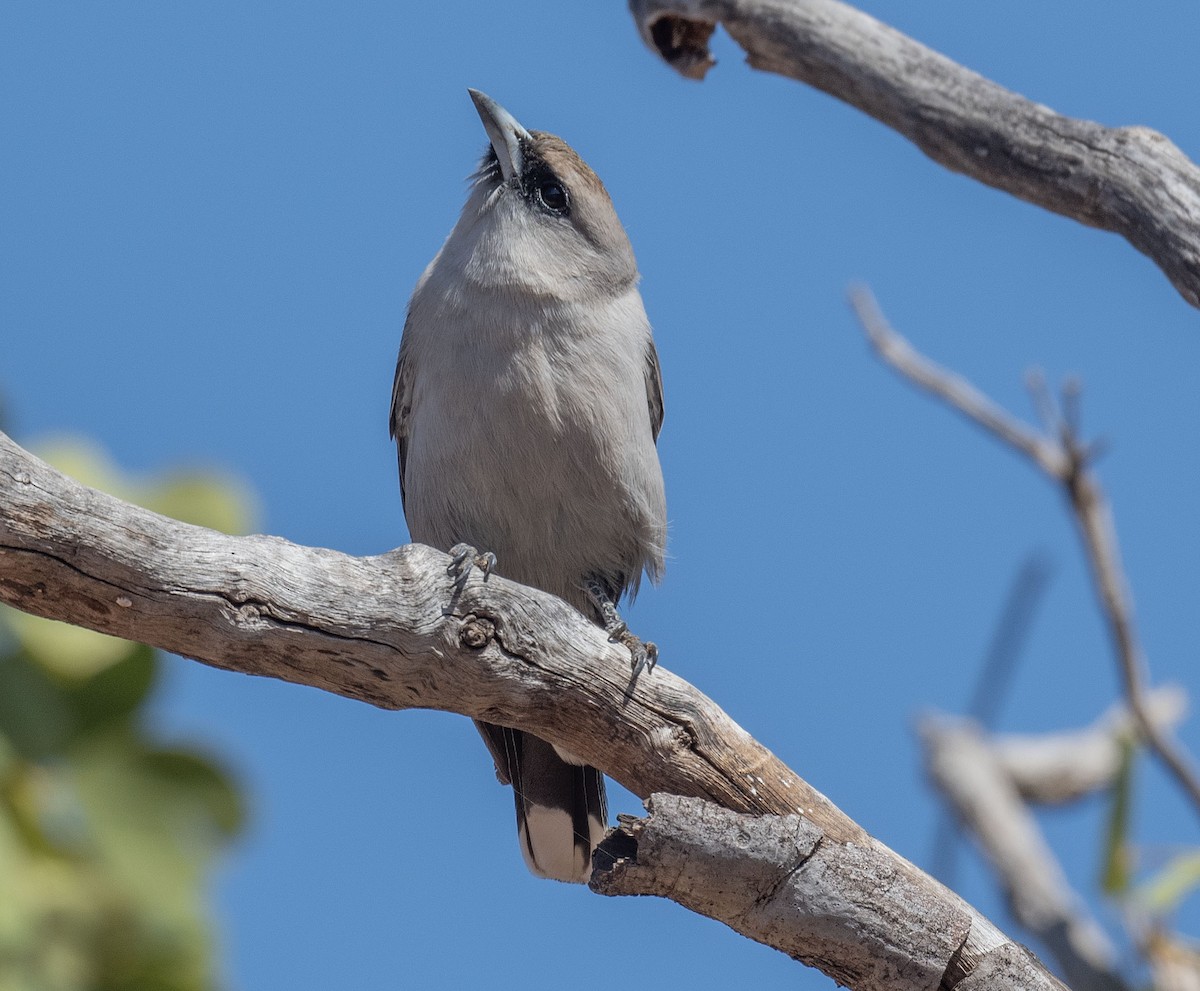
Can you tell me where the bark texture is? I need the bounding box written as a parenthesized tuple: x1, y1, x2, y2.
(595, 795, 1067, 991)
(0, 430, 1060, 991)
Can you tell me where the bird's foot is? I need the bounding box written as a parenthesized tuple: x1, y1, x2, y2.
(615, 628, 658, 675)
(447, 543, 497, 593)
(583, 577, 658, 674)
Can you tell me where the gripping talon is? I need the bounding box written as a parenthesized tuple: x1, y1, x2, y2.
(582, 576, 659, 675)
(447, 543, 497, 592)
(619, 630, 656, 675)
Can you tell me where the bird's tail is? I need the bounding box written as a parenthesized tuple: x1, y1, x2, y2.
(475, 722, 607, 883)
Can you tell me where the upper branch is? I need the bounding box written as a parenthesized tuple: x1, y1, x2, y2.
(628, 0, 1200, 309)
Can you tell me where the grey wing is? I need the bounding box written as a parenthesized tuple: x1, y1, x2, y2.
(645, 338, 665, 444)
(388, 326, 414, 512)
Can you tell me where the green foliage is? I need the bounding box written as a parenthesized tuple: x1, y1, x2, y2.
(0, 436, 254, 991)
(1100, 734, 1135, 897)
(1096, 737, 1200, 927)
(1136, 850, 1200, 918)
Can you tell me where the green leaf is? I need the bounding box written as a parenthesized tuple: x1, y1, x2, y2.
(3, 760, 89, 856)
(1100, 734, 1135, 896)
(136, 748, 245, 840)
(1135, 850, 1200, 916)
(32, 435, 257, 537)
(0, 652, 77, 759)
(64, 646, 158, 739)
(68, 735, 242, 988)
(0, 648, 156, 760)
(32, 438, 137, 504)
(145, 473, 257, 535)
(7, 610, 135, 681)
(72, 734, 244, 888)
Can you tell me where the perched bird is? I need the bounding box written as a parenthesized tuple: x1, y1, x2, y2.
(389, 90, 667, 883)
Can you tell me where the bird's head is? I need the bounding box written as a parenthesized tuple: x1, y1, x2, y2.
(439, 90, 638, 303)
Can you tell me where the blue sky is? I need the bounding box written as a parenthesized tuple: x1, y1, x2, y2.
(3, 2, 1199, 987)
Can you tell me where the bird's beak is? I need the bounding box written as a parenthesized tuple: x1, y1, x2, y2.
(468, 89, 531, 185)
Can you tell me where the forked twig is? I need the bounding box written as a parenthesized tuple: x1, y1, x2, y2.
(849, 286, 1200, 816)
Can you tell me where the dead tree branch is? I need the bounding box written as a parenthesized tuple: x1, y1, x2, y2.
(627, 0, 1200, 309)
(921, 716, 1127, 991)
(923, 692, 1189, 991)
(849, 287, 1200, 817)
(595, 794, 1068, 991)
(995, 686, 1187, 805)
(1, 427, 1055, 991)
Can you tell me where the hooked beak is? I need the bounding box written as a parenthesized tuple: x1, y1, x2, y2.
(468, 89, 531, 185)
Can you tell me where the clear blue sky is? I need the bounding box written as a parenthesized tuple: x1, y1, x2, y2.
(3, 2, 1199, 987)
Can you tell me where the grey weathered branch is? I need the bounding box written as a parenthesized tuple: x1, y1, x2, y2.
(923, 692, 1186, 989)
(849, 287, 1200, 816)
(995, 686, 1187, 805)
(1, 428, 1052, 991)
(925, 691, 1187, 988)
(627, 0, 1200, 309)
(922, 716, 1127, 991)
(594, 795, 1069, 991)
(1144, 932, 1200, 991)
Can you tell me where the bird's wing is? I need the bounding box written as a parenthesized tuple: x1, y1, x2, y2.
(388, 325, 414, 512)
(645, 338, 665, 444)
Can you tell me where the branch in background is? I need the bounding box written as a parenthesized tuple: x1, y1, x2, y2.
(923, 691, 1189, 989)
(921, 716, 1127, 991)
(932, 553, 1055, 885)
(627, 0, 1200, 310)
(1144, 932, 1200, 991)
(848, 287, 1200, 817)
(0, 429, 1055, 991)
(995, 686, 1187, 805)
(967, 553, 1055, 731)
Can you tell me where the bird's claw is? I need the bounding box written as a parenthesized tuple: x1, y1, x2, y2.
(582, 576, 657, 674)
(447, 543, 496, 592)
(614, 629, 658, 675)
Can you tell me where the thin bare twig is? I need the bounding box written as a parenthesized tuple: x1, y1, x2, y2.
(851, 290, 1067, 477)
(968, 553, 1055, 731)
(933, 553, 1054, 885)
(848, 286, 1200, 817)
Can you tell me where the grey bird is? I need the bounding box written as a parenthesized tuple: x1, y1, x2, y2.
(389, 90, 667, 883)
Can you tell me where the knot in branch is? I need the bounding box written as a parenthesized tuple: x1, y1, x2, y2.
(459, 615, 496, 649)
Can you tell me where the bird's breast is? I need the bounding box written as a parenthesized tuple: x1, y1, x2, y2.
(401, 289, 666, 608)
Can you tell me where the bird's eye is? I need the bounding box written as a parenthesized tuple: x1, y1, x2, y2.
(537, 179, 569, 214)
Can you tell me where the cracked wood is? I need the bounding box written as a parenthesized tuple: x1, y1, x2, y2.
(1, 429, 1064, 991)
(0, 429, 843, 831)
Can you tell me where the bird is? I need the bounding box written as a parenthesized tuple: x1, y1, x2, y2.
(389, 90, 667, 883)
